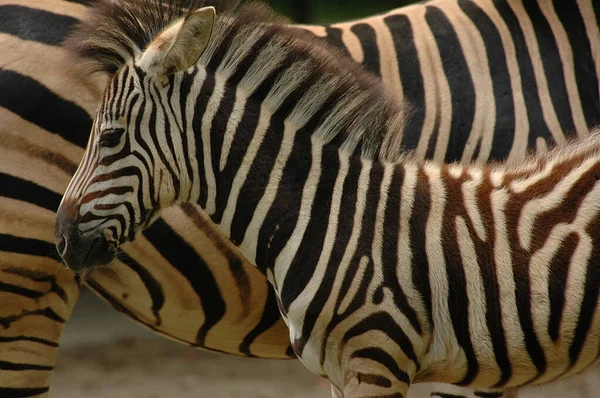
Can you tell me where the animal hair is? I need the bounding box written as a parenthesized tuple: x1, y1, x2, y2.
(65, 0, 411, 161)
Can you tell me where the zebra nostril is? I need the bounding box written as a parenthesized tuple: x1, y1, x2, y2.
(57, 234, 67, 257)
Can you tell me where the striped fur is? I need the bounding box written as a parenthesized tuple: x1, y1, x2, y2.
(2, 0, 600, 396)
(56, 1, 600, 397)
(301, 0, 600, 164)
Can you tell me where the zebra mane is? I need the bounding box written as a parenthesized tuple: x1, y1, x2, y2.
(66, 0, 410, 160)
(492, 128, 600, 179)
(65, 0, 240, 74)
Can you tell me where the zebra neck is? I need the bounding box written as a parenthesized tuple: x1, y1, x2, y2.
(201, 124, 410, 284)
(187, 68, 403, 271)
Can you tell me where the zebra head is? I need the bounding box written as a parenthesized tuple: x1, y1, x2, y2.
(55, 5, 217, 271)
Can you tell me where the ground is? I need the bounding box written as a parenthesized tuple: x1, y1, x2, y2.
(50, 291, 598, 398)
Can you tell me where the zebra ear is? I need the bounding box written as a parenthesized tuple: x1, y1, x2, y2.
(138, 6, 216, 85)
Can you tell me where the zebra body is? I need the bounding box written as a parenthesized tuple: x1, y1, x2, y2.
(303, 0, 600, 164)
(55, 1, 600, 397)
(2, 0, 600, 395)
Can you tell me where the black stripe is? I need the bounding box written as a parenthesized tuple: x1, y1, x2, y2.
(0, 387, 50, 398)
(474, 392, 505, 398)
(229, 78, 288, 245)
(141, 218, 226, 347)
(192, 72, 216, 210)
(493, 0, 554, 150)
(0, 335, 58, 347)
(0, 282, 44, 299)
(350, 23, 381, 76)
(474, 173, 512, 387)
(64, 0, 92, 5)
(0, 173, 62, 213)
(178, 71, 198, 200)
(0, 307, 65, 330)
(431, 394, 466, 398)
(0, 235, 57, 259)
(314, 157, 363, 363)
(547, 233, 577, 342)
(280, 145, 339, 311)
(520, 0, 576, 136)
(208, 34, 274, 225)
(206, 24, 240, 72)
(507, 213, 547, 381)
(554, 0, 600, 129)
(87, 278, 228, 352)
(209, 80, 267, 226)
(231, 57, 320, 247)
(343, 312, 417, 365)
(238, 287, 294, 358)
(351, 347, 410, 384)
(2, 267, 69, 304)
(121, 94, 154, 215)
(410, 168, 433, 326)
(569, 216, 600, 366)
(425, 105, 441, 160)
(148, 83, 180, 198)
(0, 5, 76, 46)
(457, 0, 515, 162)
(425, 6, 475, 163)
(383, 14, 425, 153)
(0, 360, 53, 371)
(85, 278, 158, 332)
(443, 172, 478, 385)
(248, 82, 342, 273)
(131, 81, 159, 208)
(378, 167, 422, 334)
(118, 252, 165, 326)
(355, 373, 391, 388)
(327, 165, 380, 339)
(0, 69, 92, 148)
(206, 33, 272, 198)
(323, 27, 352, 58)
(114, 65, 134, 117)
(294, 155, 359, 360)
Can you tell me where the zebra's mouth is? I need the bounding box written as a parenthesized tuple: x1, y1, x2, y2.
(80, 236, 118, 271)
(56, 225, 118, 273)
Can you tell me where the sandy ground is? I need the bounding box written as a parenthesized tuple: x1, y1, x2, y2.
(50, 291, 599, 398)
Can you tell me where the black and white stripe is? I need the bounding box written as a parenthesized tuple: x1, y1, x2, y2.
(302, 0, 600, 164)
(4, 0, 600, 396)
(56, 1, 600, 397)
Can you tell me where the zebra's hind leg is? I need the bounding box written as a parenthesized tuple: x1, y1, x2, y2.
(0, 256, 80, 397)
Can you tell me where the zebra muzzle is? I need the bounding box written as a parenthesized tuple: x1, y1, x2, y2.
(55, 206, 116, 272)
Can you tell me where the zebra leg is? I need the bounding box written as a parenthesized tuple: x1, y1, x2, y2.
(340, 368, 412, 398)
(332, 385, 344, 398)
(425, 384, 507, 398)
(0, 256, 79, 397)
(341, 380, 410, 398)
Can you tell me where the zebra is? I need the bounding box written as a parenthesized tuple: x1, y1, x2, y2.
(54, 0, 600, 397)
(2, 0, 599, 396)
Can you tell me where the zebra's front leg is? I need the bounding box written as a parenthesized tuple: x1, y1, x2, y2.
(332, 385, 343, 398)
(338, 355, 413, 398)
(341, 375, 410, 398)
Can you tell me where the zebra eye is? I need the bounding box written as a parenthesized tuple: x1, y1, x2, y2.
(99, 128, 125, 148)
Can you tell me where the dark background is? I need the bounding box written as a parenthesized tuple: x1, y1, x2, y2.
(264, 0, 417, 23)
